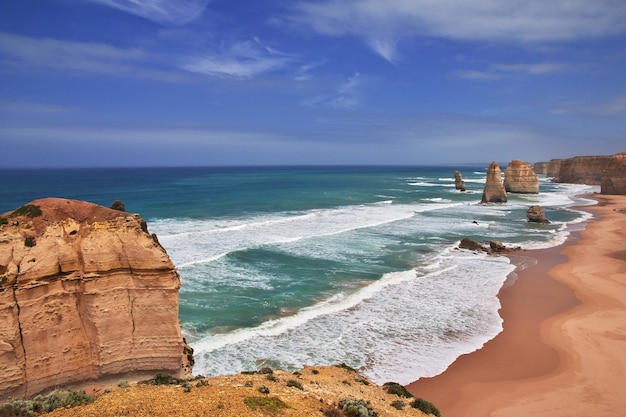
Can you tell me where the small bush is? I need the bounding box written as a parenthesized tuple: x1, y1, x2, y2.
(10, 205, 42, 218)
(410, 398, 441, 417)
(0, 217, 8, 226)
(24, 237, 35, 247)
(0, 390, 94, 417)
(244, 381, 253, 388)
(117, 380, 129, 388)
(382, 382, 413, 398)
(321, 408, 343, 417)
(335, 363, 357, 373)
(286, 379, 303, 390)
(139, 372, 183, 386)
(338, 399, 379, 417)
(244, 396, 288, 414)
(355, 377, 370, 386)
(257, 384, 270, 394)
(390, 400, 405, 410)
(265, 374, 278, 382)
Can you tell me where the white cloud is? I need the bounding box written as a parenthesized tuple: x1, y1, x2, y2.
(455, 61, 566, 80)
(81, 0, 211, 25)
(551, 94, 626, 118)
(290, 0, 626, 62)
(182, 39, 294, 79)
(0, 32, 185, 81)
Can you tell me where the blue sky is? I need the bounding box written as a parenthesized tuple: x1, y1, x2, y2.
(0, 0, 625, 167)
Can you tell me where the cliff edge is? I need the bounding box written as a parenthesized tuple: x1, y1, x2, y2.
(0, 198, 192, 399)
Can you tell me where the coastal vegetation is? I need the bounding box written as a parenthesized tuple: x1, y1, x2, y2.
(9, 205, 42, 218)
(0, 390, 94, 417)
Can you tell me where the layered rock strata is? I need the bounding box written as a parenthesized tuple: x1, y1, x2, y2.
(532, 162, 548, 175)
(554, 155, 612, 184)
(481, 162, 508, 203)
(0, 198, 191, 399)
(454, 171, 466, 191)
(601, 152, 626, 195)
(504, 160, 539, 193)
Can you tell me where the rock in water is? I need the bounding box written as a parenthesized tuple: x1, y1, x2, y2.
(454, 171, 466, 191)
(0, 198, 192, 399)
(504, 160, 539, 193)
(527, 205, 550, 223)
(601, 152, 626, 195)
(481, 162, 508, 203)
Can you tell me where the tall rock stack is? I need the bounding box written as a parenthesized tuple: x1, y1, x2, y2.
(0, 198, 192, 399)
(601, 152, 626, 195)
(481, 162, 508, 203)
(454, 171, 466, 191)
(504, 160, 539, 193)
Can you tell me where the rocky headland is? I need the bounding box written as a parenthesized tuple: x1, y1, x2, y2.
(601, 152, 626, 195)
(0, 198, 192, 400)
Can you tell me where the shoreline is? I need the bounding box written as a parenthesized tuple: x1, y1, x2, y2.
(407, 194, 626, 416)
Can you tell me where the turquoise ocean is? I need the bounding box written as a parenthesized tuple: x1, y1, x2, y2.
(0, 166, 598, 384)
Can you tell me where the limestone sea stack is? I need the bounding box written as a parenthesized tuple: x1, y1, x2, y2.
(527, 205, 550, 224)
(454, 170, 466, 191)
(503, 160, 539, 193)
(0, 198, 192, 399)
(601, 152, 626, 195)
(481, 162, 508, 203)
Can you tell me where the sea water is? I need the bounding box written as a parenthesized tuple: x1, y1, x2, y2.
(0, 166, 598, 384)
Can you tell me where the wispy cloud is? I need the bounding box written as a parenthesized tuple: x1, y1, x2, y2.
(551, 94, 626, 118)
(81, 0, 211, 25)
(302, 72, 362, 109)
(0, 31, 185, 81)
(181, 38, 295, 79)
(455, 61, 566, 80)
(289, 0, 626, 62)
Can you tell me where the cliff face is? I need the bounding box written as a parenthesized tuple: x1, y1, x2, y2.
(504, 160, 539, 193)
(546, 159, 562, 177)
(0, 198, 191, 399)
(481, 162, 507, 203)
(601, 152, 626, 195)
(532, 162, 548, 175)
(555, 155, 612, 184)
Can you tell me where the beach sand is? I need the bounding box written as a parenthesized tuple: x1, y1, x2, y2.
(407, 194, 626, 417)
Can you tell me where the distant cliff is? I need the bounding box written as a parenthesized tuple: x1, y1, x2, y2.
(0, 198, 192, 399)
(554, 155, 612, 184)
(601, 152, 626, 195)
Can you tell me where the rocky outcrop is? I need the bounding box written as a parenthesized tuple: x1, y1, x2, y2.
(546, 159, 562, 177)
(0, 198, 191, 399)
(554, 155, 612, 184)
(504, 160, 539, 194)
(481, 162, 507, 203)
(527, 205, 550, 224)
(458, 238, 520, 254)
(454, 171, 466, 191)
(601, 152, 626, 195)
(533, 162, 548, 175)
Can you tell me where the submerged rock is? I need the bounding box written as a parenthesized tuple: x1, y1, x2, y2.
(527, 205, 550, 224)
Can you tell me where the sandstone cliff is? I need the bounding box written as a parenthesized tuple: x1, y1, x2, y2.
(504, 160, 539, 193)
(554, 155, 612, 184)
(601, 152, 626, 195)
(0, 198, 191, 399)
(481, 162, 507, 203)
(532, 162, 548, 175)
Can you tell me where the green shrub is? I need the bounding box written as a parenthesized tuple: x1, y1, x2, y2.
(0, 217, 7, 226)
(335, 362, 357, 373)
(265, 374, 278, 382)
(24, 237, 35, 247)
(139, 372, 183, 386)
(0, 390, 94, 417)
(117, 380, 129, 388)
(382, 382, 413, 398)
(410, 398, 441, 417)
(390, 400, 405, 410)
(286, 379, 303, 390)
(244, 396, 288, 414)
(355, 377, 370, 386)
(10, 205, 42, 218)
(338, 399, 379, 417)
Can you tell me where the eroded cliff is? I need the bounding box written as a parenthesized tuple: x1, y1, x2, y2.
(504, 160, 539, 193)
(0, 198, 191, 399)
(554, 155, 612, 184)
(601, 152, 626, 195)
(481, 162, 507, 203)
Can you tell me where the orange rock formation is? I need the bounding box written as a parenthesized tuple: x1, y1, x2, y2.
(0, 198, 192, 399)
(504, 160, 539, 193)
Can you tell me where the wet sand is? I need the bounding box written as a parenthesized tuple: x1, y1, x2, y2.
(407, 195, 626, 416)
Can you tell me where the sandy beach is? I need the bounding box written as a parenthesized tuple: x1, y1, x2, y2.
(407, 194, 626, 416)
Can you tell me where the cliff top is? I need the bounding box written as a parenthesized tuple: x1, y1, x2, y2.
(43, 365, 432, 417)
